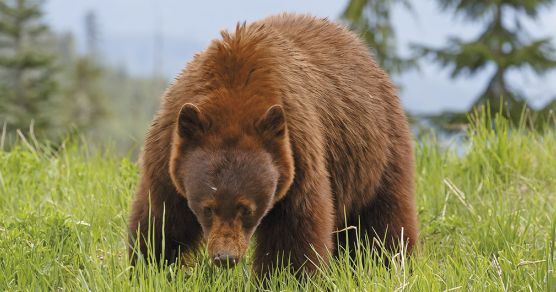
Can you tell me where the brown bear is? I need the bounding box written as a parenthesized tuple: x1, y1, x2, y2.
(128, 13, 418, 276)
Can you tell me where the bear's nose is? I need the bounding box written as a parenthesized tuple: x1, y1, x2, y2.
(212, 252, 239, 268)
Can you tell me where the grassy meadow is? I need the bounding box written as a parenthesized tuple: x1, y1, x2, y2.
(0, 110, 555, 291)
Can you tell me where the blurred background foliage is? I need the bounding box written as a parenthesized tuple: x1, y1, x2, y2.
(1, 0, 555, 153)
(344, 0, 556, 129)
(0, 0, 164, 152)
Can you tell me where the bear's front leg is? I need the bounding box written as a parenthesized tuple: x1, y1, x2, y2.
(128, 177, 202, 266)
(253, 179, 335, 278)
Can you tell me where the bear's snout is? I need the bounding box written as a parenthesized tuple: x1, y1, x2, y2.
(208, 238, 245, 268)
(206, 217, 249, 268)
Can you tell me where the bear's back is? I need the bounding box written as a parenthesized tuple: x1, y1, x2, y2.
(256, 14, 410, 217)
(258, 13, 377, 79)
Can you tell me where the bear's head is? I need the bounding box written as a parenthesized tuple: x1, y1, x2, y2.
(169, 102, 294, 267)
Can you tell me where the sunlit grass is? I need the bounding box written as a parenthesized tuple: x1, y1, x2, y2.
(1, 109, 555, 291)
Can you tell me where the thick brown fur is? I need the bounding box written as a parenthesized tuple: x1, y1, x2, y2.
(128, 13, 418, 277)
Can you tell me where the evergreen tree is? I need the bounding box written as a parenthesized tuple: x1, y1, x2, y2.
(84, 10, 99, 58)
(342, 0, 417, 75)
(0, 0, 58, 134)
(415, 0, 556, 121)
(57, 11, 110, 138)
(61, 57, 109, 133)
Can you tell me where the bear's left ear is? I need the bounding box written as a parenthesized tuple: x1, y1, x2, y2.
(256, 104, 286, 139)
(177, 103, 210, 139)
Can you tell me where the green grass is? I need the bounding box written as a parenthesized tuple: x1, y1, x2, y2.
(1, 110, 555, 291)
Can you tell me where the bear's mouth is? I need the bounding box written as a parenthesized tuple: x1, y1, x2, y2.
(211, 252, 240, 268)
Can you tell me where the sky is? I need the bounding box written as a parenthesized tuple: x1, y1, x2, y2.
(43, 0, 556, 114)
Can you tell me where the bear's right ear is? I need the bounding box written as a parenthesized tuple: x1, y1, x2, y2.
(177, 103, 209, 139)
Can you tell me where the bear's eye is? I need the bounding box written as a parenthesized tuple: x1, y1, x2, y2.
(203, 207, 213, 217)
(238, 205, 253, 217)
